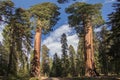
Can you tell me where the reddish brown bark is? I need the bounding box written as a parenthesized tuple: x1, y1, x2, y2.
(84, 19, 96, 77)
(34, 27, 41, 61)
(31, 21, 42, 77)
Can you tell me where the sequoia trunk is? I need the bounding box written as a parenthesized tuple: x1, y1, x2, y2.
(31, 26, 42, 77)
(84, 19, 96, 77)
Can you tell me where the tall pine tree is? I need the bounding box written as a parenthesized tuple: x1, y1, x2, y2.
(76, 38, 85, 76)
(41, 45, 50, 76)
(50, 53, 62, 77)
(61, 33, 69, 77)
(69, 45, 76, 77)
(108, 0, 120, 74)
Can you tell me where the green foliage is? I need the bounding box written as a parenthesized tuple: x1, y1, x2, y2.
(0, 0, 14, 23)
(0, 42, 8, 75)
(0, 0, 32, 76)
(76, 38, 85, 76)
(69, 45, 76, 77)
(61, 33, 69, 77)
(107, 0, 120, 74)
(61, 33, 68, 55)
(97, 26, 110, 75)
(2, 7, 32, 75)
(66, 2, 104, 36)
(41, 45, 50, 76)
(50, 53, 62, 77)
(108, 0, 120, 61)
(29, 2, 60, 34)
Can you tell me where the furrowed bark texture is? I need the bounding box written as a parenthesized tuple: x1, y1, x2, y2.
(84, 19, 96, 77)
(31, 26, 41, 77)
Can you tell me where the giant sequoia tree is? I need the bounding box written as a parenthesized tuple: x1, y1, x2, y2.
(66, 2, 104, 77)
(29, 2, 60, 77)
(0, 1, 32, 75)
(0, 1, 14, 75)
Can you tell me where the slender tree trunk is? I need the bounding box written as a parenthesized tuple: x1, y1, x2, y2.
(7, 45, 13, 76)
(31, 21, 42, 77)
(7, 28, 14, 76)
(84, 19, 96, 77)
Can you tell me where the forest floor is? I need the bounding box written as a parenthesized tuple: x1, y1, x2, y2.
(0, 75, 120, 80)
(41, 76, 120, 80)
